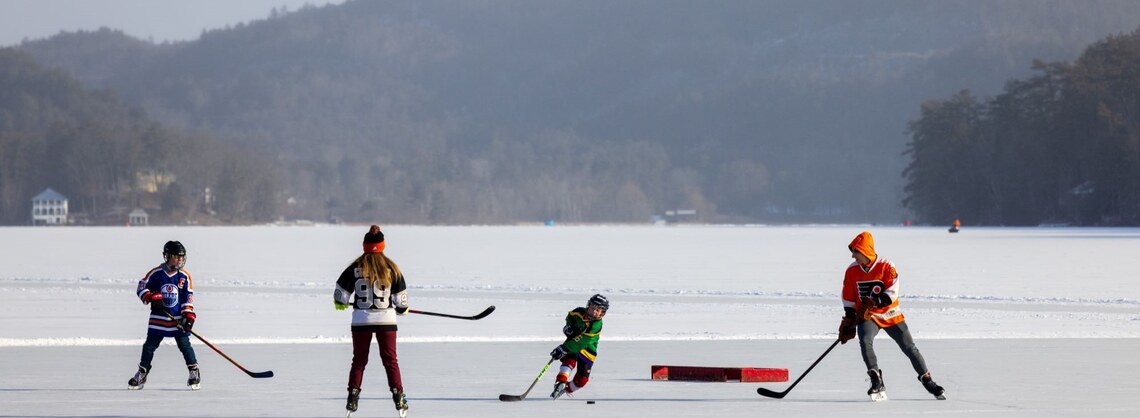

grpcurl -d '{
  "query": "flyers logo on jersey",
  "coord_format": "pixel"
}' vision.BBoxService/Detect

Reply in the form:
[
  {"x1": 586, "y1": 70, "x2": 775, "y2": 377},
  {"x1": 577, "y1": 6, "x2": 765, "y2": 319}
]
[{"x1": 857, "y1": 281, "x2": 885, "y2": 298}]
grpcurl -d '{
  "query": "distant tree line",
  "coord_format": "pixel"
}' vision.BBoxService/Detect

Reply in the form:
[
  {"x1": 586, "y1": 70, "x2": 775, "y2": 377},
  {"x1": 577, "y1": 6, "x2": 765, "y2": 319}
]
[
  {"x1": 15, "y1": 2, "x2": 1140, "y2": 225},
  {"x1": 0, "y1": 48, "x2": 279, "y2": 225},
  {"x1": 903, "y1": 28, "x2": 1140, "y2": 226}
]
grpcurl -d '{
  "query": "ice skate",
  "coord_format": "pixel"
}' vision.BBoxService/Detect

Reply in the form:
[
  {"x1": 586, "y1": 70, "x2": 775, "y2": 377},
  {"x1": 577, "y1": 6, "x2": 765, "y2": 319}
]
[
  {"x1": 550, "y1": 381, "x2": 568, "y2": 400},
  {"x1": 187, "y1": 364, "x2": 201, "y2": 390},
  {"x1": 345, "y1": 388, "x2": 360, "y2": 416},
  {"x1": 391, "y1": 388, "x2": 408, "y2": 418},
  {"x1": 127, "y1": 364, "x2": 150, "y2": 390},
  {"x1": 867, "y1": 369, "x2": 887, "y2": 402},
  {"x1": 919, "y1": 372, "x2": 946, "y2": 400}
]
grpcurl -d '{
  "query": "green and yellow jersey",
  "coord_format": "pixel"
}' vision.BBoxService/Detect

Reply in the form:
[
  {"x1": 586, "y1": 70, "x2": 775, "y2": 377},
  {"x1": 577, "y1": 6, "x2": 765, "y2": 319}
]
[{"x1": 560, "y1": 307, "x2": 603, "y2": 358}]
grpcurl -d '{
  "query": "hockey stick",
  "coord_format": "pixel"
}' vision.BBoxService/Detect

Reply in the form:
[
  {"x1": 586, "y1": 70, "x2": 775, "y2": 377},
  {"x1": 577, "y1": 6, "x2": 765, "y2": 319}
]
[
  {"x1": 407, "y1": 305, "x2": 496, "y2": 320},
  {"x1": 498, "y1": 357, "x2": 556, "y2": 402},
  {"x1": 161, "y1": 310, "x2": 274, "y2": 378},
  {"x1": 756, "y1": 338, "x2": 841, "y2": 399}
]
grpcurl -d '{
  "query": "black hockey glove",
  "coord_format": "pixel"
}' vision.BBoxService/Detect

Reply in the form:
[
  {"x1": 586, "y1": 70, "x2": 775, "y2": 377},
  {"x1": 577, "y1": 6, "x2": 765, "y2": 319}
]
[
  {"x1": 563, "y1": 323, "x2": 586, "y2": 338},
  {"x1": 856, "y1": 297, "x2": 874, "y2": 320},
  {"x1": 870, "y1": 292, "x2": 892, "y2": 308},
  {"x1": 180, "y1": 313, "x2": 195, "y2": 331},
  {"x1": 838, "y1": 317, "x2": 857, "y2": 344},
  {"x1": 550, "y1": 345, "x2": 570, "y2": 360}
]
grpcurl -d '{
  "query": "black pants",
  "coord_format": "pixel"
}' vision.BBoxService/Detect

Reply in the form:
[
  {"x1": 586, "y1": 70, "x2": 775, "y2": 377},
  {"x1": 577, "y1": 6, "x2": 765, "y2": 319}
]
[
  {"x1": 139, "y1": 334, "x2": 197, "y2": 369},
  {"x1": 857, "y1": 320, "x2": 928, "y2": 375}
]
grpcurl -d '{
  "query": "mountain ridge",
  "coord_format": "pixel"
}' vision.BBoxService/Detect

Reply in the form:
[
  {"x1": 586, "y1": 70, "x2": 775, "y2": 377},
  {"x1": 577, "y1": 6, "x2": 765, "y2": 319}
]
[{"x1": 15, "y1": 0, "x2": 1140, "y2": 223}]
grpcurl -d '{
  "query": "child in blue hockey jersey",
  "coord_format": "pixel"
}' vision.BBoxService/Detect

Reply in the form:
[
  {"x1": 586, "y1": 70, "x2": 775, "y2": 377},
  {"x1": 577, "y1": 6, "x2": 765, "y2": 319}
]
[{"x1": 128, "y1": 240, "x2": 200, "y2": 390}]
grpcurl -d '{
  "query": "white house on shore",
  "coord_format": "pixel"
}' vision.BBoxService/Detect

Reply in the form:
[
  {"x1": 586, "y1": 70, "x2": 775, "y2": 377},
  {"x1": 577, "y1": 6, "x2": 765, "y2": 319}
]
[{"x1": 31, "y1": 188, "x2": 69, "y2": 225}]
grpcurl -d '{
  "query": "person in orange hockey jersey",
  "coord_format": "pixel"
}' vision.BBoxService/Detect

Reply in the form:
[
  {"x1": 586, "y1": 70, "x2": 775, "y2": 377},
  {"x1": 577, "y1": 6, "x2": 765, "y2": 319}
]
[{"x1": 838, "y1": 231, "x2": 945, "y2": 400}]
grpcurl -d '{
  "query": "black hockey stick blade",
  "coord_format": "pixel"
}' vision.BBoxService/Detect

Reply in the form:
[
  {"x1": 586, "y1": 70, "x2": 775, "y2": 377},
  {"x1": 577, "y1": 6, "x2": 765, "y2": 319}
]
[
  {"x1": 246, "y1": 369, "x2": 275, "y2": 378},
  {"x1": 498, "y1": 394, "x2": 525, "y2": 402},
  {"x1": 408, "y1": 305, "x2": 495, "y2": 320},
  {"x1": 756, "y1": 387, "x2": 789, "y2": 399},
  {"x1": 756, "y1": 339, "x2": 841, "y2": 399}
]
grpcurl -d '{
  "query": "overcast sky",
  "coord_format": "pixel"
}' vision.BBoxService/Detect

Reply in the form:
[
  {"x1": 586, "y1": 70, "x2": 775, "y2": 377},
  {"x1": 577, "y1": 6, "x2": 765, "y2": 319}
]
[{"x1": 0, "y1": 0, "x2": 348, "y2": 47}]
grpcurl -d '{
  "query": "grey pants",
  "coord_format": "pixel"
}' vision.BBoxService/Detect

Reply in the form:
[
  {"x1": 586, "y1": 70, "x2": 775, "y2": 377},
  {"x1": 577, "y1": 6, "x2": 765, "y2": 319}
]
[{"x1": 857, "y1": 319, "x2": 928, "y2": 375}]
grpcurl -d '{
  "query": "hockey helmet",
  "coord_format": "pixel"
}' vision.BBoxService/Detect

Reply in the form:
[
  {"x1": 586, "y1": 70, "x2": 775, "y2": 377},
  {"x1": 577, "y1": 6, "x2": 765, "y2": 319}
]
[
  {"x1": 587, "y1": 294, "x2": 610, "y2": 312},
  {"x1": 163, "y1": 240, "x2": 186, "y2": 257},
  {"x1": 163, "y1": 240, "x2": 187, "y2": 270}
]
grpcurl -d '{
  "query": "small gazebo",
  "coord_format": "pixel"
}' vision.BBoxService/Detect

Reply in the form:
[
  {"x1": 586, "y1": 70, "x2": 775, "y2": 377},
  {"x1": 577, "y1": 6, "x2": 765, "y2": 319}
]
[{"x1": 128, "y1": 208, "x2": 149, "y2": 226}]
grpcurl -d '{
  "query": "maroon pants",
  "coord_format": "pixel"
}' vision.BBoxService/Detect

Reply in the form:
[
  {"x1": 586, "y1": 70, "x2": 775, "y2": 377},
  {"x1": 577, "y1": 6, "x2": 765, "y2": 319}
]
[{"x1": 348, "y1": 329, "x2": 402, "y2": 392}]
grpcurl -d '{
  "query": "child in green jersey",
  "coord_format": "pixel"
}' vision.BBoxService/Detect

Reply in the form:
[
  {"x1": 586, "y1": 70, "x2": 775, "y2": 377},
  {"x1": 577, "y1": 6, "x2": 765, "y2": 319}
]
[{"x1": 550, "y1": 294, "x2": 609, "y2": 399}]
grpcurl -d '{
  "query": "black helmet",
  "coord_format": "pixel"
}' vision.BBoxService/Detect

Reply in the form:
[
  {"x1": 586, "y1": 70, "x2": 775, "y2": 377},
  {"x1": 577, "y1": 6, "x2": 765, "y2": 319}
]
[
  {"x1": 163, "y1": 240, "x2": 186, "y2": 257},
  {"x1": 587, "y1": 294, "x2": 609, "y2": 311}
]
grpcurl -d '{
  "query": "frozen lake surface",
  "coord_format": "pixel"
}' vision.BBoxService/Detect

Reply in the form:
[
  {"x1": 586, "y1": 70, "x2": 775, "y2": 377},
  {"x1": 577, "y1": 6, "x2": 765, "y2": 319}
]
[{"x1": 2, "y1": 225, "x2": 1139, "y2": 417}]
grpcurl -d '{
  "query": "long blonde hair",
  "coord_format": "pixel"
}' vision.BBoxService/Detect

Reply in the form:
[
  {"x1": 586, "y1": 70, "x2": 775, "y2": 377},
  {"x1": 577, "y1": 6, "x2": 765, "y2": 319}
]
[{"x1": 355, "y1": 252, "x2": 402, "y2": 288}]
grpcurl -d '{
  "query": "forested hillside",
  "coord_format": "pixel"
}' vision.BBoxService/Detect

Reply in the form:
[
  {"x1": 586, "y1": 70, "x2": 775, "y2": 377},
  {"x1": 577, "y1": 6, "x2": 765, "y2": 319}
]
[
  {"x1": 0, "y1": 49, "x2": 278, "y2": 225},
  {"x1": 905, "y1": 29, "x2": 1140, "y2": 226},
  {"x1": 13, "y1": 0, "x2": 1140, "y2": 224}
]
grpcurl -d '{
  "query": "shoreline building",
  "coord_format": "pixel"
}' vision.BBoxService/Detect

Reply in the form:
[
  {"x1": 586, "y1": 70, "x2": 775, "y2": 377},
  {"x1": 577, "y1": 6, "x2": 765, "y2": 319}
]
[{"x1": 31, "y1": 188, "x2": 69, "y2": 225}]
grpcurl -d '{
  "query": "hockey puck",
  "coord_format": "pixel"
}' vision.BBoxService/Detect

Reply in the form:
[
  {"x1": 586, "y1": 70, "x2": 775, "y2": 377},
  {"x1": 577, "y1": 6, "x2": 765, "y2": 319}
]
[{"x1": 586, "y1": 401, "x2": 596, "y2": 404}]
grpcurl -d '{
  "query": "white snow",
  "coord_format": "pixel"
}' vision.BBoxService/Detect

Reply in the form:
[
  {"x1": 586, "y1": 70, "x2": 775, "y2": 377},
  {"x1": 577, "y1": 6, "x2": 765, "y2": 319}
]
[{"x1": 2, "y1": 225, "x2": 1139, "y2": 417}]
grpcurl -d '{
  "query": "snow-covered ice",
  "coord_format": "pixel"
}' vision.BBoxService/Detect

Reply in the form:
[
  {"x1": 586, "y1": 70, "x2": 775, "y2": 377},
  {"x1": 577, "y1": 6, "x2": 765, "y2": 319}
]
[{"x1": 2, "y1": 225, "x2": 1139, "y2": 417}]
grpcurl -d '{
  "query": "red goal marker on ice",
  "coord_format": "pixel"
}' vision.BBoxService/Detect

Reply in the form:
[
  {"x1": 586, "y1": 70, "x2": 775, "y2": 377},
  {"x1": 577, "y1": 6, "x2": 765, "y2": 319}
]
[{"x1": 651, "y1": 365, "x2": 788, "y2": 382}]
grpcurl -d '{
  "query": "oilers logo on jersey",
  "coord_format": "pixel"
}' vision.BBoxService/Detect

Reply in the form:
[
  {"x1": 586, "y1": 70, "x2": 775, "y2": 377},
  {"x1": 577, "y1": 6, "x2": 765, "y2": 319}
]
[{"x1": 160, "y1": 283, "x2": 180, "y2": 308}]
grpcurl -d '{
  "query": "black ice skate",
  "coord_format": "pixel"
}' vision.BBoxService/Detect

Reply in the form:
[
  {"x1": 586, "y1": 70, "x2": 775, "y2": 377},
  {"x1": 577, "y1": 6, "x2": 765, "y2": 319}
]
[
  {"x1": 550, "y1": 381, "x2": 568, "y2": 400},
  {"x1": 345, "y1": 388, "x2": 360, "y2": 417},
  {"x1": 187, "y1": 364, "x2": 201, "y2": 390},
  {"x1": 867, "y1": 369, "x2": 887, "y2": 402},
  {"x1": 391, "y1": 388, "x2": 409, "y2": 418},
  {"x1": 919, "y1": 372, "x2": 946, "y2": 400},
  {"x1": 127, "y1": 364, "x2": 150, "y2": 390}
]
